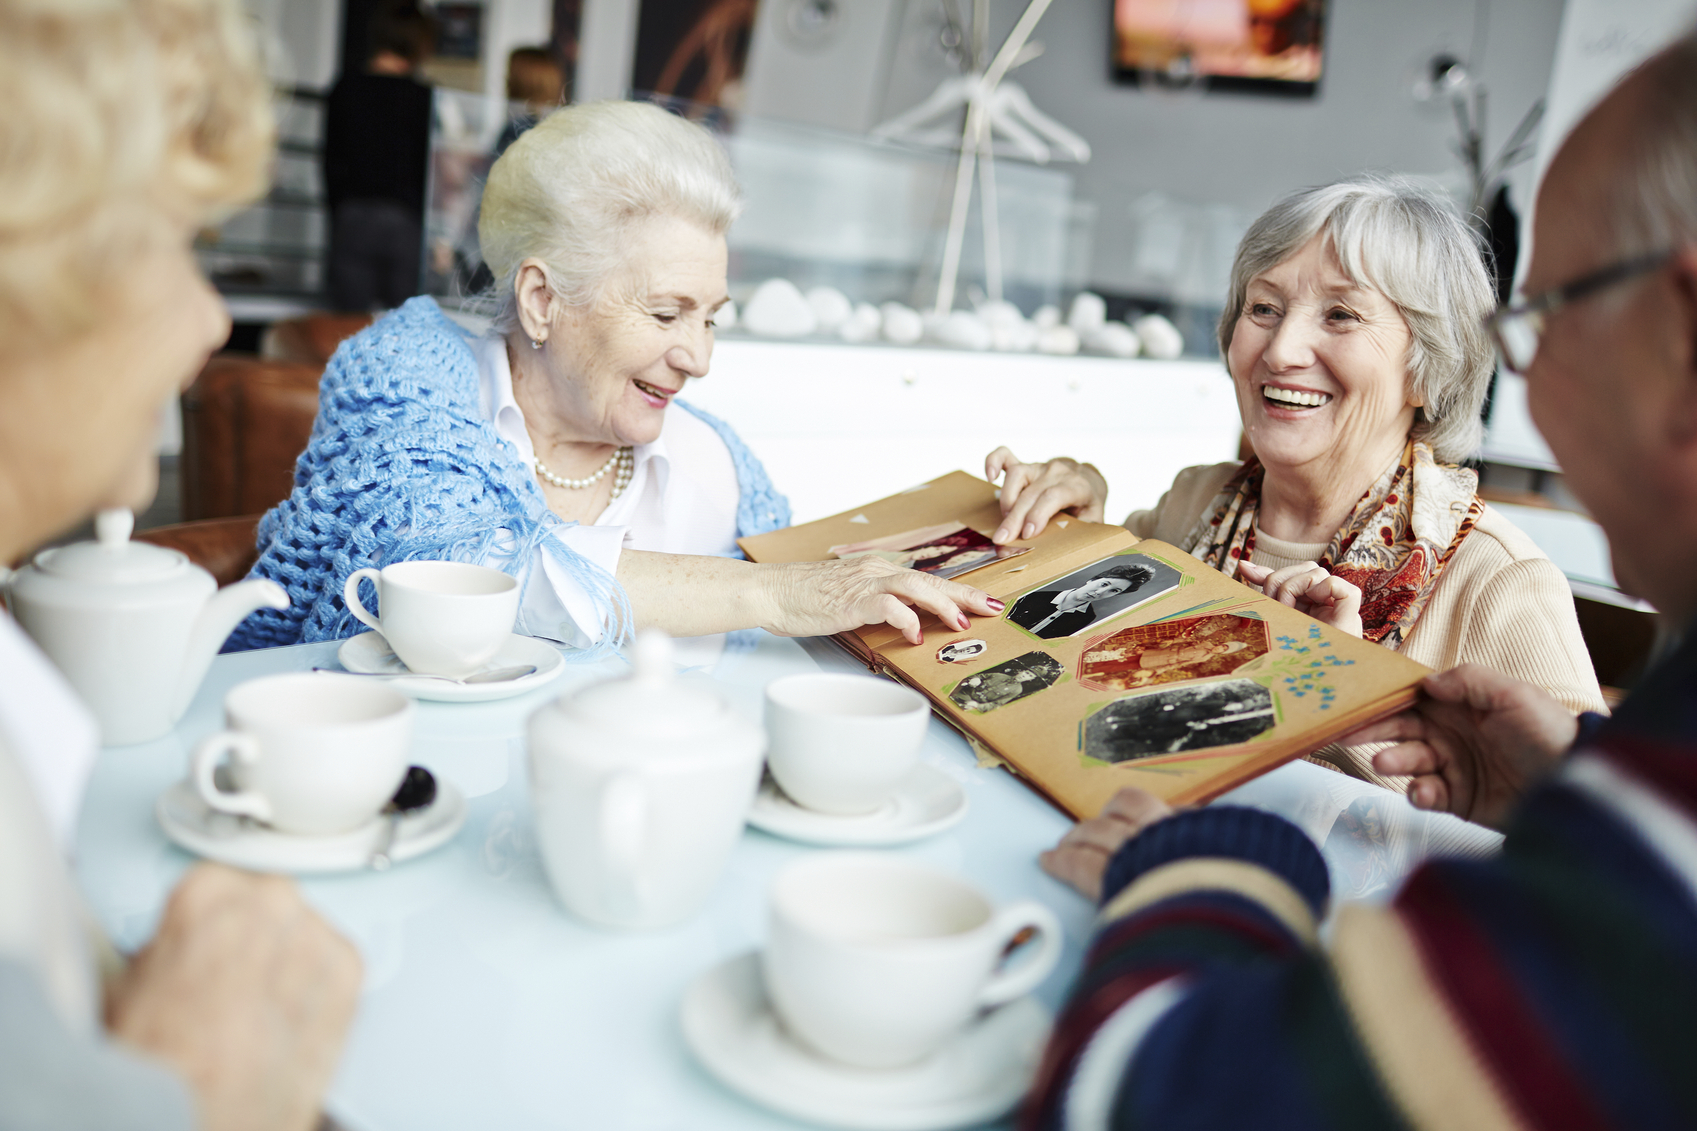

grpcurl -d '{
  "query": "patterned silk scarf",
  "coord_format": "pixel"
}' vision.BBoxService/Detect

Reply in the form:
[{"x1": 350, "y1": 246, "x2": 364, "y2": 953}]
[{"x1": 1182, "y1": 441, "x2": 1484, "y2": 648}]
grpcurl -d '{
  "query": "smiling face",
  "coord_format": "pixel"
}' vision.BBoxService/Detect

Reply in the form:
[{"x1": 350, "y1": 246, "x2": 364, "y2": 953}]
[
  {"x1": 1229, "y1": 235, "x2": 1420, "y2": 488},
  {"x1": 523, "y1": 213, "x2": 729, "y2": 449}
]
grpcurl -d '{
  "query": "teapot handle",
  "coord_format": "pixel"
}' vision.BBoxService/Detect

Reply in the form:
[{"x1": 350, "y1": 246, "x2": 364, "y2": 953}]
[{"x1": 598, "y1": 773, "x2": 648, "y2": 912}]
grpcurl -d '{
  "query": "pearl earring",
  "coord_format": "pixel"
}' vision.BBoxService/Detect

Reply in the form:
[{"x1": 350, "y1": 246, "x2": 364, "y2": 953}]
[{"x1": 531, "y1": 338, "x2": 543, "y2": 349}]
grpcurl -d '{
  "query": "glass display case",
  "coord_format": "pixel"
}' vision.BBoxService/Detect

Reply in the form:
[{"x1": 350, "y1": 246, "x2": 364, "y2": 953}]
[
  {"x1": 194, "y1": 87, "x2": 327, "y2": 298},
  {"x1": 423, "y1": 94, "x2": 1090, "y2": 326}
]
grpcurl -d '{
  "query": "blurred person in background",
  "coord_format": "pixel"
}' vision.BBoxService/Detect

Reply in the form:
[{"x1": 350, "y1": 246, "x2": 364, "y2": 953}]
[
  {"x1": 322, "y1": 0, "x2": 436, "y2": 312},
  {"x1": 0, "y1": 1, "x2": 361, "y2": 1127},
  {"x1": 496, "y1": 46, "x2": 567, "y2": 157}
]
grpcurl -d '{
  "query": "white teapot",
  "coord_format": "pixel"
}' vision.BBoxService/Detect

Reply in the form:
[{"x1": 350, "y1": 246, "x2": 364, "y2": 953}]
[
  {"x1": 7, "y1": 509, "x2": 288, "y2": 745},
  {"x1": 528, "y1": 630, "x2": 765, "y2": 930}
]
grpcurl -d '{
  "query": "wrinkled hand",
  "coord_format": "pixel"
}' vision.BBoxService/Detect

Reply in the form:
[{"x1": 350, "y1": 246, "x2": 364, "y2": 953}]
[
  {"x1": 1237, "y1": 560, "x2": 1364, "y2": 637},
  {"x1": 1342, "y1": 664, "x2": 1578, "y2": 830},
  {"x1": 759, "y1": 557, "x2": 1004, "y2": 646},
  {"x1": 1039, "y1": 788, "x2": 1177, "y2": 902},
  {"x1": 105, "y1": 864, "x2": 362, "y2": 1131},
  {"x1": 985, "y1": 446, "x2": 1108, "y2": 544}
]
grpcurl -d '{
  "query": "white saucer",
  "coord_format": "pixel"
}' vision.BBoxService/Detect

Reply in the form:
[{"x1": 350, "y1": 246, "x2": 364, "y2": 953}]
[
  {"x1": 156, "y1": 778, "x2": 467, "y2": 874},
  {"x1": 682, "y1": 952, "x2": 1050, "y2": 1131},
  {"x1": 336, "y1": 631, "x2": 565, "y2": 702},
  {"x1": 747, "y1": 764, "x2": 969, "y2": 847}
]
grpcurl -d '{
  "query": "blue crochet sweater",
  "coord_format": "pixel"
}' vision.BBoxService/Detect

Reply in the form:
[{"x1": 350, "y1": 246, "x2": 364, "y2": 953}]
[{"x1": 228, "y1": 297, "x2": 790, "y2": 657}]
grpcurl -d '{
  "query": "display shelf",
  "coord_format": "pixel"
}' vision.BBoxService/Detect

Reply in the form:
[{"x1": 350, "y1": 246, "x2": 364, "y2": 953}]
[{"x1": 687, "y1": 338, "x2": 1241, "y2": 525}]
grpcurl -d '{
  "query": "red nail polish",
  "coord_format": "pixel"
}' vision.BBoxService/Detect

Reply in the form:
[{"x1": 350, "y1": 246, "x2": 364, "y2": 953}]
[{"x1": 988, "y1": 598, "x2": 1005, "y2": 611}]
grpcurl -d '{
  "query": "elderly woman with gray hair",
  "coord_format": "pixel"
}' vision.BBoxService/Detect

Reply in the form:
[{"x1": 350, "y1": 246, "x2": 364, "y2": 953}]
[
  {"x1": 234, "y1": 100, "x2": 1001, "y2": 653},
  {"x1": 987, "y1": 176, "x2": 1604, "y2": 778}
]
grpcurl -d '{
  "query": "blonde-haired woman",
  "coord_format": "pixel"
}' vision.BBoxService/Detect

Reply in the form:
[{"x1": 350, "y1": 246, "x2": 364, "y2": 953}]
[
  {"x1": 1, "y1": 0, "x2": 360, "y2": 1126},
  {"x1": 236, "y1": 100, "x2": 1002, "y2": 654}
]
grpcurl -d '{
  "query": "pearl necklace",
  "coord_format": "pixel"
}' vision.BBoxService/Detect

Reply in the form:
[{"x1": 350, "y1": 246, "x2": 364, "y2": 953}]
[{"x1": 532, "y1": 446, "x2": 634, "y2": 498}]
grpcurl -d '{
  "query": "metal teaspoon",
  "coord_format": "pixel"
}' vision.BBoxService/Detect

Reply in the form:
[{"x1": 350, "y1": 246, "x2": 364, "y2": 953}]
[{"x1": 369, "y1": 766, "x2": 438, "y2": 871}]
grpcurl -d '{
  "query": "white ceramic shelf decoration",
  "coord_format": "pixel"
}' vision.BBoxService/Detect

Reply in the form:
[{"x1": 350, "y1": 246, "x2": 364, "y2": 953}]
[{"x1": 731, "y1": 279, "x2": 1180, "y2": 360}]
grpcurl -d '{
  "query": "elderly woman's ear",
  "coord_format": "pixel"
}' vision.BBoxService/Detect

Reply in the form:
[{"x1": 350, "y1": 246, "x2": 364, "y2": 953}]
[{"x1": 513, "y1": 258, "x2": 557, "y2": 344}]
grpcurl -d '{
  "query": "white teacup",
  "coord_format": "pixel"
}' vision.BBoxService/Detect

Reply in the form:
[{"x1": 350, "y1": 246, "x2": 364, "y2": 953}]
[
  {"x1": 763, "y1": 853, "x2": 1062, "y2": 1069},
  {"x1": 764, "y1": 673, "x2": 929, "y2": 815},
  {"x1": 343, "y1": 560, "x2": 519, "y2": 678},
  {"x1": 191, "y1": 672, "x2": 414, "y2": 835}
]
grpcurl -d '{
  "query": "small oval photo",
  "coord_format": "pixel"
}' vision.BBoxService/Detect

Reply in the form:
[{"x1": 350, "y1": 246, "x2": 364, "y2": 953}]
[{"x1": 937, "y1": 639, "x2": 989, "y2": 664}]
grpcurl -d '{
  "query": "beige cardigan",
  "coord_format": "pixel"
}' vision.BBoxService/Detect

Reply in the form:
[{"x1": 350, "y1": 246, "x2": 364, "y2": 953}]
[{"x1": 1125, "y1": 463, "x2": 1606, "y2": 785}]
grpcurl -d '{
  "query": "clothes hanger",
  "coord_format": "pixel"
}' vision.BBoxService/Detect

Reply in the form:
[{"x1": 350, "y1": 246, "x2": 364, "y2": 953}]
[{"x1": 867, "y1": 0, "x2": 1088, "y2": 313}]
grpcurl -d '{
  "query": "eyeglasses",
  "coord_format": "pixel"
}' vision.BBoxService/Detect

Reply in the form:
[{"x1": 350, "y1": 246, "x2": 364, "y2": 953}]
[{"x1": 1486, "y1": 250, "x2": 1673, "y2": 373}]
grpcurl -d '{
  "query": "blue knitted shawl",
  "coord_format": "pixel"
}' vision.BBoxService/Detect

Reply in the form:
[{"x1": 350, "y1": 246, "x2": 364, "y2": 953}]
[{"x1": 228, "y1": 297, "x2": 791, "y2": 657}]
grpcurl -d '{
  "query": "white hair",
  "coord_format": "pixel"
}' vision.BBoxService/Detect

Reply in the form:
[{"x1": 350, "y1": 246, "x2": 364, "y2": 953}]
[
  {"x1": 478, "y1": 100, "x2": 741, "y2": 332},
  {"x1": 1609, "y1": 32, "x2": 1697, "y2": 256},
  {"x1": 1218, "y1": 174, "x2": 1496, "y2": 463}
]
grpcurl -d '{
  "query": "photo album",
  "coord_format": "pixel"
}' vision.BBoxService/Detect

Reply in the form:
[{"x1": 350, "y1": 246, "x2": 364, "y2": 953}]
[{"x1": 740, "y1": 472, "x2": 1431, "y2": 818}]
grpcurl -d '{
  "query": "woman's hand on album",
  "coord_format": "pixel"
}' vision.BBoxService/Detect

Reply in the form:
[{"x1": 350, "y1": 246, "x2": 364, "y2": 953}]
[
  {"x1": 757, "y1": 557, "x2": 1005, "y2": 647},
  {"x1": 1236, "y1": 560, "x2": 1364, "y2": 638},
  {"x1": 984, "y1": 447, "x2": 1109, "y2": 544},
  {"x1": 1040, "y1": 787, "x2": 1178, "y2": 902}
]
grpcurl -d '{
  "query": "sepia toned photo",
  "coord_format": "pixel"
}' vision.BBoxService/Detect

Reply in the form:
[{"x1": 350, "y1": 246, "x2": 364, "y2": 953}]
[
  {"x1": 1084, "y1": 678, "x2": 1276, "y2": 763},
  {"x1": 1078, "y1": 613, "x2": 1269, "y2": 692},
  {"x1": 831, "y1": 522, "x2": 1030, "y2": 581},
  {"x1": 1004, "y1": 553, "x2": 1181, "y2": 640}
]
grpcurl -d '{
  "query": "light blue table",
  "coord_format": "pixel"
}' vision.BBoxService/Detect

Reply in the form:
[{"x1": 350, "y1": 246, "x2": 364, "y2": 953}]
[{"x1": 75, "y1": 632, "x2": 1498, "y2": 1131}]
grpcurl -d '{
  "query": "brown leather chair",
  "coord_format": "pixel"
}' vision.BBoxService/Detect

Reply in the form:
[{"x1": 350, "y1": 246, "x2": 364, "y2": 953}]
[
  {"x1": 260, "y1": 311, "x2": 374, "y2": 367},
  {"x1": 135, "y1": 515, "x2": 263, "y2": 587},
  {"x1": 180, "y1": 357, "x2": 322, "y2": 520}
]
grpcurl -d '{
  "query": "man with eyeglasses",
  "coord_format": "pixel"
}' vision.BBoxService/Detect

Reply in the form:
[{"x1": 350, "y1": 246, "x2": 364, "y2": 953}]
[{"x1": 1023, "y1": 32, "x2": 1697, "y2": 1131}]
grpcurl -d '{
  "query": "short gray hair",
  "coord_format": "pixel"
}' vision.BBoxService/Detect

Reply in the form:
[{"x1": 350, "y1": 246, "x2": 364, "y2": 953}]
[
  {"x1": 478, "y1": 100, "x2": 741, "y2": 331},
  {"x1": 1217, "y1": 175, "x2": 1495, "y2": 462},
  {"x1": 1608, "y1": 32, "x2": 1697, "y2": 256}
]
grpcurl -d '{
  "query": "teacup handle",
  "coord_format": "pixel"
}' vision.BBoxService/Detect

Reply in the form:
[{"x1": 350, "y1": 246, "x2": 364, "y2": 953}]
[
  {"x1": 976, "y1": 901, "x2": 1063, "y2": 1009},
  {"x1": 599, "y1": 773, "x2": 649, "y2": 909},
  {"x1": 191, "y1": 731, "x2": 272, "y2": 823},
  {"x1": 343, "y1": 568, "x2": 384, "y2": 634}
]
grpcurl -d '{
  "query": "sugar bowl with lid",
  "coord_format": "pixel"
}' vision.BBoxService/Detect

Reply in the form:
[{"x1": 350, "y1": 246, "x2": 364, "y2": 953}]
[{"x1": 527, "y1": 630, "x2": 766, "y2": 930}]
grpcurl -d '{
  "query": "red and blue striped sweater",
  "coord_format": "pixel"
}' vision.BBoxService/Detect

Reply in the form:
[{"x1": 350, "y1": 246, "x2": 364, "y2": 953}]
[{"x1": 1026, "y1": 632, "x2": 1697, "y2": 1130}]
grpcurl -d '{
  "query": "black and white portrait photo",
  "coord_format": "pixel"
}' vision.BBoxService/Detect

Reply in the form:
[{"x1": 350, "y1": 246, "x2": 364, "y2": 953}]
[
  {"x1": 948, "y1": 651, "x2": 1066, "y2": 714},
  {"x1": 1084, "y1": 678, "x2": 1276, "y2": 762},
  {"x1": 937, "y1": 639, "x2": 989, "y2": 664},
  {"x1": 1004, "y1": 553, "x2": 1182, "y2": 640}
]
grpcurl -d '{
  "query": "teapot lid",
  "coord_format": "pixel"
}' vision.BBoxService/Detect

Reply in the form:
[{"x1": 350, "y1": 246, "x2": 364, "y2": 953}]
[
  {"x1": 566, "y1": 630, "x2": 732, "y2": 740},
  {"x1": 34, "y1": 509, "x2": 187, "y2": 584}
]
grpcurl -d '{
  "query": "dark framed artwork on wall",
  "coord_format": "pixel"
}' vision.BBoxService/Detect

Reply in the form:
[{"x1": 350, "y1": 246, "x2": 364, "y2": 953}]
[
  {"x1": 1112, "y1": 0, "x2": 1326, "y2": 98},
  {"x1": 632, "y1": 0, "x2": 758, "y2": 109}
]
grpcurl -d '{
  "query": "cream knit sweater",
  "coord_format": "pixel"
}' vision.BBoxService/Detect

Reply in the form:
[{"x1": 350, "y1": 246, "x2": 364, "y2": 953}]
[{"x1": 1125, "y1": 462, "x2": 1607, "y2": 786}]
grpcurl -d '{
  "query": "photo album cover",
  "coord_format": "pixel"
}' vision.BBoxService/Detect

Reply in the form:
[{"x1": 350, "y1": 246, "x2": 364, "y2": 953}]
[{"x1": 740, "y1": 472, "x2": 1429, "y2": 818}]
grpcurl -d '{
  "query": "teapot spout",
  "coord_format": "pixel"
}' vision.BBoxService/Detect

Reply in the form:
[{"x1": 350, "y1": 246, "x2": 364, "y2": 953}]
[{"x1": 173, "y1": 579, "x2": 289, "y2": 720}]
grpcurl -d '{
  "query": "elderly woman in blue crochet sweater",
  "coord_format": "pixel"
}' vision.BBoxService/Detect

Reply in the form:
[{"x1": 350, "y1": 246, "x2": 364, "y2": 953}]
[{"x1": 230, "y1": 101, "x2": 1002, "y2": 653}]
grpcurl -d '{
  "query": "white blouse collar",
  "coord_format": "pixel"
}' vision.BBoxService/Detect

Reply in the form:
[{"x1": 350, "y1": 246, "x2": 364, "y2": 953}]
[{"x1": 474, "y1": 335, "x2": 672, "y2": 487}]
